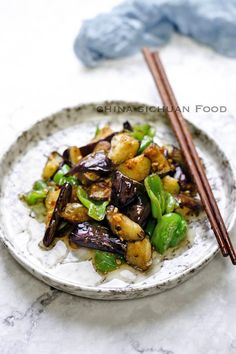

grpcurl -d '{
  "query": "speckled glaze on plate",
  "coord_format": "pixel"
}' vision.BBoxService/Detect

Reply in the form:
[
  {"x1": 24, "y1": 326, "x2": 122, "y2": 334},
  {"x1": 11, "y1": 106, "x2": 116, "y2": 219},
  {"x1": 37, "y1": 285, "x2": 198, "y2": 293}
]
[{"x1": 0, "y1": 101, "x2": 235, "y2": 300}]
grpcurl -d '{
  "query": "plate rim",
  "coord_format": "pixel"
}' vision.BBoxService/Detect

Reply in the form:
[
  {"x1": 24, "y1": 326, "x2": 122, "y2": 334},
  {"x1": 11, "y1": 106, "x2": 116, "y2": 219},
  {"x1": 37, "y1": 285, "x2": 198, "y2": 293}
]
[{"x1": 0, "y1": 100, "x2": 236, "y2": 298}]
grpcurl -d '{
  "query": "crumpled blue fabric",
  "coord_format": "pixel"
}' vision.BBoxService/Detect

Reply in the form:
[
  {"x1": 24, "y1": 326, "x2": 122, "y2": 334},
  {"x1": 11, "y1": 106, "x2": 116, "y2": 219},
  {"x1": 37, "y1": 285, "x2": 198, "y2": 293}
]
[{"x1": 74, "y1": 0, "x2": 236, "y2": 67}]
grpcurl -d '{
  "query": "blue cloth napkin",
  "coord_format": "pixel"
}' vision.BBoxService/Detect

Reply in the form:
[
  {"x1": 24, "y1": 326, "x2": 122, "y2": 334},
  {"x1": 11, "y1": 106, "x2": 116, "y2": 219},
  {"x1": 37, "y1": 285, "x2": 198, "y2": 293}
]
[{"x1": 74, "y1": 0, "x2": 236, "y2": 67}]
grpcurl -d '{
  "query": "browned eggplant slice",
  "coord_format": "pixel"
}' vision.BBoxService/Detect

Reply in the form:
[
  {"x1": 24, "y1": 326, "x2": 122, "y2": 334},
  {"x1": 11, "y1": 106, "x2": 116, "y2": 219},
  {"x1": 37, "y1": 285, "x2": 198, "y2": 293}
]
[
  {"x1": 43, "y1": 182, "x2": 72, "y2": 247},
  {"x1": 66, "y1": 151, "x2": 112, "y2": 176},
  {"x1": 69, "y1": 222, "x2": 126, "y2": 255},
  {"x1": 63, "y1": 146, "x2": 82, "y2": 166},
  {"x1": 79, "y1": 132, "x2": 116, "y2": 157},
  {"x1": 173, "y1": 166, "x2": 197, "y2": 194},
  {"x1": 125, "y1": 194, "x2": 151, "y2": 228},
  {"x1": 176, "y1": 193, "x2": 202, "y2": 212},
  {"x1": 144, "y1": 143, "x2": 172, "y2": 175},
  {"x1": 106, "y1": 206, "x2": 145, "y2": 241},
  {"x1": 93, "y1": 141, "x2": 111, "y2": 154},
  {"x1": 111, "y1": 170, "x2": 144, "y2": 208},
  {"x1": 60, "y1": 202, "x2": 90, "y2": 223}
]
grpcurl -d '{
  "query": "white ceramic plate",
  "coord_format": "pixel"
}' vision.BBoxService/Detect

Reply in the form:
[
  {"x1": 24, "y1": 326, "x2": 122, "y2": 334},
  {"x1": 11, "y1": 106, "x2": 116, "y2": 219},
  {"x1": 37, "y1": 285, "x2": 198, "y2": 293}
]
[{"x1": 0, "y1": 101, "x2": 235, "y2": 300}]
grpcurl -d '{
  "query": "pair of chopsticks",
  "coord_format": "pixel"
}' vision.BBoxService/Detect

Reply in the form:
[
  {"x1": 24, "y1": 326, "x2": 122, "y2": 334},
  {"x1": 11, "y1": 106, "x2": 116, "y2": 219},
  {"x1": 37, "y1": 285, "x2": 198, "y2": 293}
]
[{"x1": 142, "y1": 47, "x2": 236, "y2": 264}]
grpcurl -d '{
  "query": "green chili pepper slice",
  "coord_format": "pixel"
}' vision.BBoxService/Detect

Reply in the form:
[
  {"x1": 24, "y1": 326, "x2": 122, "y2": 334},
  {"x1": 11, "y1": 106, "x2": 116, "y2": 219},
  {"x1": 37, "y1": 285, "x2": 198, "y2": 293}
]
[
  {"x1": 151, "y1": 213, "x2": 187, "y2": 254},
  {"x1": 144, "y1": 175, "x2": 166, "y2": 219},
  {"x1": 24, "y1": 190, "x2": 48, "y2": 205},
  {"x1": 77, "y1": 186, "x2": 109, "y2": 221},
  {"x1": 169, "y1": 216, "x2": 187, "y2": 247},
  {"x1": 165, "y1": 192, "x2": 179, "y2": 213},
  {"x1": 33, "y1": 180, "x2": 48, "y2": 191},
  {"x1": 94, "y1": 251, "x2": 120, "y2": 273},
  {"x1": 131, "y1": 123, "x2": 155, "y2": 141},
  {"x1": 138, "y1": 135, "x2": 153, "y2": 154},
  {"x1": 53, "y1": 164, "x2": 79, "y2": 186}
]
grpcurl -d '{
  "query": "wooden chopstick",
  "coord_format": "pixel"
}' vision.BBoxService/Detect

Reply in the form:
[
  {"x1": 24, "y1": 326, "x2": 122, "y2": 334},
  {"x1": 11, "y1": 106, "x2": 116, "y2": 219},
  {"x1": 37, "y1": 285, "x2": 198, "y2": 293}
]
[{"x1": 142, "y1": 47, "x2": 236, "y2": 264}]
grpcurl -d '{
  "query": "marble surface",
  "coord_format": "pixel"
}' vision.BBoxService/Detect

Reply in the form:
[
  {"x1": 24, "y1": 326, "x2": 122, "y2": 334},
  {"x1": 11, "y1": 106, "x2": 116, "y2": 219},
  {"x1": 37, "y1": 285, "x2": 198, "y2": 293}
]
[{"x1": 0, "y1": 1, "x2": 236, "y2": 353}]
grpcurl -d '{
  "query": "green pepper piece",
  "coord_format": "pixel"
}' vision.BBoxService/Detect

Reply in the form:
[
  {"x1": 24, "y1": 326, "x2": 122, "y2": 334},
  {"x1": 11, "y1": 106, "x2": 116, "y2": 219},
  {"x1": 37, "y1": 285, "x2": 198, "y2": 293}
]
[
  {"x1": 169, "y1": 216, "x2": 187, "y2": 247},
  {"x1": 66, "y1": 176, "x2": 79, "y2": 186},
  {"x1": 145, "y1": 217, "x2": 156, "y2": 237},
  {"x1": 33, "y1": 180, "x2": 48, "y2": 191},
  {"x1": 77, "y1": 186, "x2": 109, "y2": 221},
  {"x1": 132, "y1": 123, "x2": 155, "y2": 141},
  {"x1": 144, "y1": 175, "x2": 166, "y2": 218},
  {"x1": 24, "y1": 190, "x2": 48, "y2": 205},
  {"x1": 94, "y1": 251, "x2": 119, "y2": 273},
  {"x1": 165, "y1": 192, "x2": 179, "y2": 213},
  {"x1": 53, "y1": 164, "x2": 79, "y2": 186},
  {"x1": 53, "y1": 164, "x2": 71, "y2": 185},
  {"x1": 151, "y1": 213, "x2": 187, "y2": 254},
  {"x1": 138, "y1": 135, "x2": 153, "y2": 154}
]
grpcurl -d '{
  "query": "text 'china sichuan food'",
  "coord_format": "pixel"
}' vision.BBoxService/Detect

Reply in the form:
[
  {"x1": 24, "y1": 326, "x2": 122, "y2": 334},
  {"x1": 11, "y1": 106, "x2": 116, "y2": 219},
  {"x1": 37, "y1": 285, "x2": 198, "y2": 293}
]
[{"x1": 21, "y1": 122, "x2": 202, "y2": 273}]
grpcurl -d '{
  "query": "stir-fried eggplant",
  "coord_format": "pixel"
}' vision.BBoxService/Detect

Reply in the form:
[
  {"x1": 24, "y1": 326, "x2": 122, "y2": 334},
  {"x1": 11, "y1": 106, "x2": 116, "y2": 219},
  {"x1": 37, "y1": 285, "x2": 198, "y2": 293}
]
[
  {"x1": 69, "y1": 221, "x2": 126, "y2": 255},
  {"x1": 125, "y1": 194, "x2": 151, "y2": 228},
  {"x1": 108, "y1": 133, "x2": 139, "y2": 165},
  {"x1": 111, "y1": 170, "x2": 144, "y2": 208},
  {"x1": 117, "y1": 155, "x2": 151, "y2": 182},
  {"x1": 67, "y1": 151, "x2": 112, "y2": 176},
  {"x1": 42, "y1": 152, "x2": 63, "y2": 180},
  {"x1": 106, "y1": 206, "x2": 145, "y2": 241},
  {"x1": 63, "y1": 146, "x2": 82, "y2": 166},
  {"x1": 43, "y1": 183, "x2": 72, "y2": 247},
  {"x1": 22, "y1": 121, "x2": 201, "y2": 274},
  {"x1": 126, "y1": 238, "x2": 152, "y2": 271}
]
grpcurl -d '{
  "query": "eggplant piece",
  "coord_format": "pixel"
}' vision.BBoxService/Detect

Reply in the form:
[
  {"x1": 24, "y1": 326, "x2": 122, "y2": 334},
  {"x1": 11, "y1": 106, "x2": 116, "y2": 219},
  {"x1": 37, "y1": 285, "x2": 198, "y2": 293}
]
[
  {"x1": 42, "y1": 152, "x2": 63, "y2": 180},
  {"x1": 144, "y1": 143, "x2": 172, "y2": 175},
  {"x1": 123, "y1": 121, "x2": 133, "y2": 131},
  {"x1": 66, "y1": 151, "x2": 112, "y2": 176},
  {"x1": 57, "y1": 222, "x2": 75, "y2": 238},
  {"x1": 60, "y1": 202, "x2": 90, "y2": 222},
  {"x1": 79, "y1": 132, "x2": 116, "y2": 157},
  {"x1": 111, "y1": 170, "x2": 144, "y2": 208},
  {"x1": 43, "y1": 182, "x2": 72, "y2": 247},
  {"x1": 117, "y1": 155, "x2": 151, "y2": 181},
  {"x1": 69, "y1": 222, "x2": 126, "y2": 255},
  {"x1": 87, "y1": 179, "x2": 111, "y2": 201},
  {"x1": 126, "y1": 238, "x2": 152, "y2": 271},
  {"x1": 108, "y1": 133, "x2": 139, "y2": 165},
  {"x1": 63, "y1": 146, "x2": 82, "y2": 166},
  {"x1": 173, "y1": 166, "x2": 197, "y2": 194},
  {"x1": 78, "y1": 172, "x2": 101, "y2": 185},
  {"x1": 176, "y1": 193, "x2": 202, "y2": 213},
  {"x1": 125, "y1": 194, "x2": 151, "y2": 228},
  {"x1": 92, "y1": 126, "x2": 113, "y2": 142},
  {"x1": 106, "y1": 206, "x2": 145, "y2": 241},
  {"x1": 93, "y1": 140, "x2": 111, "y2": 154},
  {"x1": 165, "y1": 145, "x2": 184, "y2": 166},
  {"x1": 162, "y1": 175, "x2": 180, "y2": 195}
]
